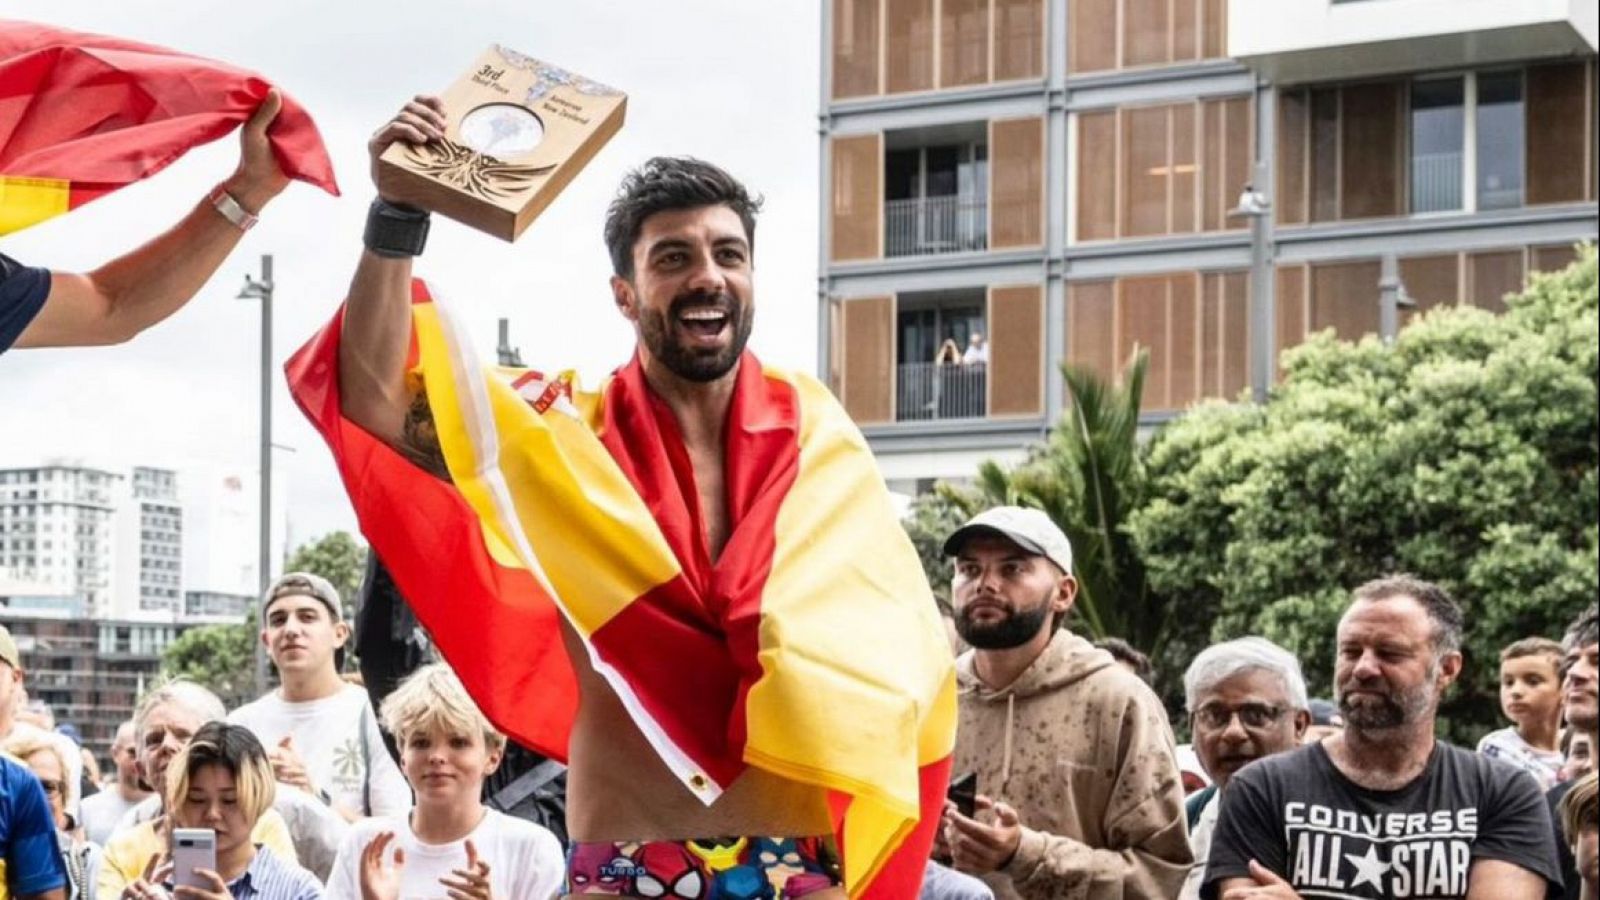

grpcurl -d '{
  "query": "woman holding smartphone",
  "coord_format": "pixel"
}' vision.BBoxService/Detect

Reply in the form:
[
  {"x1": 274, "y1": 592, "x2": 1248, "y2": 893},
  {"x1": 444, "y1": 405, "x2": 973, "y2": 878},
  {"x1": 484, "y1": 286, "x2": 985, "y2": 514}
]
[{"x1": 119, "y1": 722, "x2": 324, "y2": 900}]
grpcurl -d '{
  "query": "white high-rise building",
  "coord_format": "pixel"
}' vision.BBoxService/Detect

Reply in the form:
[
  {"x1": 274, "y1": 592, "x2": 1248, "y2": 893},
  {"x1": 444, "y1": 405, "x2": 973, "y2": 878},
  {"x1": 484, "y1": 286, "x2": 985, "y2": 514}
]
[
  {"x1": 0, "y1": 462, "x2": 120, "y2": 615},
  {"x1": 113, "y1": 467, "x2": 184, "y2": 618}
]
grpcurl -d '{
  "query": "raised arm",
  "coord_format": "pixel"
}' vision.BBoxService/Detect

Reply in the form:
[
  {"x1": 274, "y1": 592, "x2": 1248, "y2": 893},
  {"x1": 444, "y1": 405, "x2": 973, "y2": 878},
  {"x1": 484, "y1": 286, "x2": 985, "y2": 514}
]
[
  {"x1": 337, "y1": 95, "x2": 447, "y2": 451},
  {"x1": 14, "y1": 92, "x2": 289, "y2": 349}
]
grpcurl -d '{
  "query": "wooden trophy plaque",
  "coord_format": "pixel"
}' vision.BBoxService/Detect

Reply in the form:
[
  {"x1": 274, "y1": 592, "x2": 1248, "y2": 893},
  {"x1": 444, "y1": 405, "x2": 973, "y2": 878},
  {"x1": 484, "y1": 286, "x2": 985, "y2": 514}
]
[{"x1": 376, "y1": 46, "x2": 626, "y2": 241}]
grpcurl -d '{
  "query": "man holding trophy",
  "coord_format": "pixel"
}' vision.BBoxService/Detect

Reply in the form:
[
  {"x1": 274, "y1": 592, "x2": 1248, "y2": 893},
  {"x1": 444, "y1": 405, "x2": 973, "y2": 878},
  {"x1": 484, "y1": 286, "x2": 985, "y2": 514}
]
[{"x1": 288, "y1": 48, "x2": 953, "y2": 900}]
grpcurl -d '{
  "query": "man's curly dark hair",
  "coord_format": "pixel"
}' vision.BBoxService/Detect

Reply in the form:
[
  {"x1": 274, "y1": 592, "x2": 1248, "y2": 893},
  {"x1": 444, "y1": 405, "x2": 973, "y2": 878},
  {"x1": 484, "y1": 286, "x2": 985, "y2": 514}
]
[{"x1": 603, "y1": 157, "x2": 763, "y2": 279}]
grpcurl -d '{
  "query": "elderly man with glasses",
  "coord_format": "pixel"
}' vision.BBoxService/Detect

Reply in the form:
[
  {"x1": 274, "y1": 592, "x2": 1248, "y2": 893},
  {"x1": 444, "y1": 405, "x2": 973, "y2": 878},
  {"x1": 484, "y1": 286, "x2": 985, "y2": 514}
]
[{"x1": 1178, "y1": 638, "x2": 1310, "y2": 900}]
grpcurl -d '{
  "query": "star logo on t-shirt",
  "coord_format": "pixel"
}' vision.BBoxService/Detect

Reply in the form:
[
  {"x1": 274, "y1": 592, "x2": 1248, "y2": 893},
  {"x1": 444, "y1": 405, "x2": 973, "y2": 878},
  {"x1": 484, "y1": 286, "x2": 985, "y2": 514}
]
[{"x1": 1345, "y1": 845, "x2": 1391, "y2": 889}]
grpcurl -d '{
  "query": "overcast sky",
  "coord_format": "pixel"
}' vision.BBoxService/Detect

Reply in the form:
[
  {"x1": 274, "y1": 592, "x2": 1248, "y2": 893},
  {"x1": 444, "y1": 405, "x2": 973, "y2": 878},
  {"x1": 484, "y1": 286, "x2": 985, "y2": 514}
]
[{"x1": 1, "y1": 1, "x2": 821, "y2": 548}]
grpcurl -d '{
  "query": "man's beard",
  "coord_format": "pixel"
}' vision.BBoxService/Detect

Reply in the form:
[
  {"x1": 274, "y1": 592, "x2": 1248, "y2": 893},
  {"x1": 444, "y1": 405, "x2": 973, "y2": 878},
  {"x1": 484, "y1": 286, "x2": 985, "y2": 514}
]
[
  {"x1": 638, "y1": 289, "x2": 753, "y2": 383},
  {"x1": 954, "y1": 594, "x2": 1053, "y2": 650},
  {"x1": 1337, "y1": 664, "x2": 1437, "y2": 731}
]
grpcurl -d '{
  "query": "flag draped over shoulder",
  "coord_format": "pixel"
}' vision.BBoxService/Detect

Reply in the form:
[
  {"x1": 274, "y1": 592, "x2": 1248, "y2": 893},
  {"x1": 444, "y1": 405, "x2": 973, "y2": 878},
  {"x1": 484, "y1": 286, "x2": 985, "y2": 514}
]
[
  {"x1": 287, "y1": 281, "x2": 957, "y2": 898},
  {"x1": 0, "y1": 19, "x2": 338, "y2": 236}
]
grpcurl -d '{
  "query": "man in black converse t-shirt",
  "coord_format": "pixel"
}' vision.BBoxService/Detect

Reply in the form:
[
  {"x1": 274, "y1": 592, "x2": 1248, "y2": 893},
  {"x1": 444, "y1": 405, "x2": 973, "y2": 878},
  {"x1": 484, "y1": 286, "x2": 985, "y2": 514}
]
[{"x1": 1204, "y1": 576, "x2": 1560, "y2": 899}]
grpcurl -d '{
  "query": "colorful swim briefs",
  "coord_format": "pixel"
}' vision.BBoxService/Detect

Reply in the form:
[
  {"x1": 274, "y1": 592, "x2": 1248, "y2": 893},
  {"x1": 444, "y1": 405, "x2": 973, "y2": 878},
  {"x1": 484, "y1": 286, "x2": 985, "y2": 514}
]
[{"x1": 567, "y1": 835, "x2": 841, "y2": 899}]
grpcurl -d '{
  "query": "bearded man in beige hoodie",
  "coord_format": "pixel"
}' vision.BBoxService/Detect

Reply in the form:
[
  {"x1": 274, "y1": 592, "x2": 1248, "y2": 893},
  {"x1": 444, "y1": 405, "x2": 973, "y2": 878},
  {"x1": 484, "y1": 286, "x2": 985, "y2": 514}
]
[{"x1": 940, "y1": 506, "x2": 1192, "y2": 900}]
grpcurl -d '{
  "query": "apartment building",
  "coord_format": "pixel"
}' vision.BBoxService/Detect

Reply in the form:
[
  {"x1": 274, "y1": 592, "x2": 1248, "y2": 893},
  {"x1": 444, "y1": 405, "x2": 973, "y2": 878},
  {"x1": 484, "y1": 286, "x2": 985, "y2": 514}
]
[
  {"x1": 3, "y1": 611, "x2": 188, "y2": 767},
  {"x1": 0, "y1": 463, "x2": 120, "y2": 613},
  {"x1": 117, "y1": 466, "x2": 184, "y2": 616},
  {"x1": 819, "y1": 0, "x2": 1598, "y2": 494}
]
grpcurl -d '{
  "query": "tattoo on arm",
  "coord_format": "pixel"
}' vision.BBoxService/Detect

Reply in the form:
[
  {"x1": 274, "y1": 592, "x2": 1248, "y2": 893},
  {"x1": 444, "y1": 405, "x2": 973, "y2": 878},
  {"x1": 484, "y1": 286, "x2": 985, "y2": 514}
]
[{"x1": 400, "y1": 388, "x2": 451, "y2": 480}]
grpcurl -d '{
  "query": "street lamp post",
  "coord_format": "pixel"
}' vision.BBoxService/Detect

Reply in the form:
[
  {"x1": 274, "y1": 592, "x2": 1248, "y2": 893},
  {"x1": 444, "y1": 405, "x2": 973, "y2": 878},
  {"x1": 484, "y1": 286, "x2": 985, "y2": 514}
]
[
  {"x1": 1378, "y1": 253, "x2": 1417, "y2": 344},
  {"x1": 238, "y1": 255, "x2": 273, "y2": 694},
  {"x1": 1229, "y1": 161, "x2": 1275, "y2": 405}
]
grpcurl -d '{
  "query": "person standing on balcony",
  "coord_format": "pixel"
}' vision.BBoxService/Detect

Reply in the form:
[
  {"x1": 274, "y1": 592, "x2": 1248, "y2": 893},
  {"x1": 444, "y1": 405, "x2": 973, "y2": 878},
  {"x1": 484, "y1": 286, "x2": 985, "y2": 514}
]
[
  {"x1": 962, "y1": 333, "x2": 989, "y2": 366},
  {"x1": 936, "y1": 338, "x2": 962, "y2": 366}
]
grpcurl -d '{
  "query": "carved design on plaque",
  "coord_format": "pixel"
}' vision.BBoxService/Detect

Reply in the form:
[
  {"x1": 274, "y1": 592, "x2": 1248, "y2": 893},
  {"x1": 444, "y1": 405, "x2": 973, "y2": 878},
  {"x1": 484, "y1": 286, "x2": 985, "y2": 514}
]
[{"x1": 401, "y1": 137, "x2": 555, "y2": 200}]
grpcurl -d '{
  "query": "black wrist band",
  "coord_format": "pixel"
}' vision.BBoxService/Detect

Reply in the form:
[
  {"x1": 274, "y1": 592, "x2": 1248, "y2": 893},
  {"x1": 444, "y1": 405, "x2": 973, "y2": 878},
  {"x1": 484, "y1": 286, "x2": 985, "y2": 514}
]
[{"x1": 364, "y1": 197, "x2": 431, "y2": 258}]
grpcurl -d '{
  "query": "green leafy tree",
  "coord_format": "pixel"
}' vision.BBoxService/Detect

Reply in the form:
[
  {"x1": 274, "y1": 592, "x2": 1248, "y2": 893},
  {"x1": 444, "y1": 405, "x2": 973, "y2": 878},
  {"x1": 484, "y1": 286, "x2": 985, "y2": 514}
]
[
  {"x1": 284, "y1": 530, "x2": 369, "y2": 617},
  {"x1": 162, "y1": 613, "x2": 258, "y2": 708},
  {"x1": 1129, "y1": 247, "x2": 1599, "y2": 742},
  {"x1": 903, "y1": 489, "x2": 970, "y2": 614}
]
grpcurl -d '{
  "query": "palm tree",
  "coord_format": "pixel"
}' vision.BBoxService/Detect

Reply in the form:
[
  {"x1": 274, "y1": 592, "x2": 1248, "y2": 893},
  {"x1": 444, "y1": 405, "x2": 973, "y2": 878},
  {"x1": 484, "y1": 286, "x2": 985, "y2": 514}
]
[{"x1": 942, "y1": 350, "x2": 1166, "y2": 657}]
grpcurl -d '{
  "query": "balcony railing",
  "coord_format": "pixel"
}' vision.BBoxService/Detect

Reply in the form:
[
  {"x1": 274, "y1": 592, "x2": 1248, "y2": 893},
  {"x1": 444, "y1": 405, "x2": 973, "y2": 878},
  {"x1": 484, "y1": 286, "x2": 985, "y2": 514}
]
[
  {"x1": 885, "y1": 195, "x2": 988, "y2": 258},
  {"x1": 896, "y1": 361, "x2": 987, "y2": 421},
  {"x1": 1411, "y1": 151, "x2": 1463, "y2": 213}
]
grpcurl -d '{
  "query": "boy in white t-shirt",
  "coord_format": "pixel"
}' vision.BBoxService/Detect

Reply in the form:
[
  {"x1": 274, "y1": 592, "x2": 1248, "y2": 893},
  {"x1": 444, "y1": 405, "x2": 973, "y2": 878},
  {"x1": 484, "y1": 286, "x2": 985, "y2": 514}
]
[
  {"x1": 326, "y1": 663, "x2": 565, "y2": 900},
  {"x1": 1478, "y1": 635, "x2": 1566, "y2": 789},
  {"x1": 230, "y1": 571, "x2": 413, "y2": 821}
]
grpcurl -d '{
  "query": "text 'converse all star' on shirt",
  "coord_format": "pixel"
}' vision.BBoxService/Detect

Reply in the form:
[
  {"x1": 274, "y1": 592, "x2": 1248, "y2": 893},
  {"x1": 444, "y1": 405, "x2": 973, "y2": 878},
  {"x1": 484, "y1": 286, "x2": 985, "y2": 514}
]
[{"x1": 1203, "y1": 740, "x2": 1560, "y2": 899}]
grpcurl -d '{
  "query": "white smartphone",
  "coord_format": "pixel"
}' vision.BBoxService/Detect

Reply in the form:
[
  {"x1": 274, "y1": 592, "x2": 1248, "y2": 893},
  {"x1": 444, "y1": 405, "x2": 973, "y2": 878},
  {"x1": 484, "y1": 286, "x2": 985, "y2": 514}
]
[{"x1": 171, "y1": 827, "x2": 217, "y2": 889}]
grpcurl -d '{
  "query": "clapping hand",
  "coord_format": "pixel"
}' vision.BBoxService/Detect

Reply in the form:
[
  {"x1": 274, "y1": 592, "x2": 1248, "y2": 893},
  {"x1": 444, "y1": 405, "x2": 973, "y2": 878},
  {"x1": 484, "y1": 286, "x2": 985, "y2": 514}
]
[
  {"x1": 438, "y1": 838, "x2": 495, "y2": 900},
  {"x1": 359, "y1": 831, "x2": 406, "y2": 900}
]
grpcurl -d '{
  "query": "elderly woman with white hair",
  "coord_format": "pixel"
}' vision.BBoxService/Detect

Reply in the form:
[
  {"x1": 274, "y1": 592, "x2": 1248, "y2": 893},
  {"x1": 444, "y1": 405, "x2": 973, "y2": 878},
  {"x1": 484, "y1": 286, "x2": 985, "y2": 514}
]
[
  {"x1": 1178, "y1": 637, "x2": 1311, "y2": 900},
  {"x1": 2, "y1": 729, "x2": 101, "y2": 899},
  {"x1": 96, "y1": 679, "x2": 331, "y2": 899}
]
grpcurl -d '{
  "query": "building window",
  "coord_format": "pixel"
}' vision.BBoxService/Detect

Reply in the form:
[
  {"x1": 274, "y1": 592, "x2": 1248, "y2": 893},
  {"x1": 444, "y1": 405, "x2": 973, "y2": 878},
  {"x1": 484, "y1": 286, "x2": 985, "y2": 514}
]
[
  {"x1": 1283, "y1": 64, "x2": 1593, "y2": 225},
  {"x1": 1409, "y1": 71, "x2": 1526, "y2": 214},
  {"x1": 1477, "y1": 71, "x2": 1525, "y2": 210},
  {"x1": 885, "y1": 141, "x2": 989, "y2": 257},
  {"x1": 1409, "y1": 78, "x2": 1464, "y2": 213},
  {"x1": 896, "y1": 293, "x2": 987, "y2": 421}
]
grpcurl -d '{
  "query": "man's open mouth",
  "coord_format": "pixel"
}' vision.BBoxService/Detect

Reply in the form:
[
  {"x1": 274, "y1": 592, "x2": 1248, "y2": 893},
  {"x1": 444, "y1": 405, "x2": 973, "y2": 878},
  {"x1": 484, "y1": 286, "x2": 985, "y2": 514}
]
[{"x1": 677, "y1": 306, "x2": 730, "y2": 341}]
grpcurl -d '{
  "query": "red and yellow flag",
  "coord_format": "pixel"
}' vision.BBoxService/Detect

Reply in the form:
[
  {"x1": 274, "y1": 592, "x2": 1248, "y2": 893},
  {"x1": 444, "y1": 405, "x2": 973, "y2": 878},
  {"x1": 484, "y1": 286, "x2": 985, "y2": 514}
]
[
  {"x1": 287, "y1": 282, "x2": 956, "y2": 898},
  {"x1": 0, "y1": 19, "x2": 338, "y2": 235}
]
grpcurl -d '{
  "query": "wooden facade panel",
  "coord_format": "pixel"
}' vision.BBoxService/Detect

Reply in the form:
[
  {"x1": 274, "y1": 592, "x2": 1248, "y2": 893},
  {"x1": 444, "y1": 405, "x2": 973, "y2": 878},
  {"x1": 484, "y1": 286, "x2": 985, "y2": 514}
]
[
  {"x1": 1168, "y1": 273, "x2": 1200, "y2": 409},
  {"x1": 1527, "y1": 62, "x2": 1589, "y2": 205},
  {"x1": 1077, "y1": 111, "x2": 1118, "y2": 242},
  {"x1": 1278, "y1": 90, "x2": 1309, "y2": 226},
  {"x1": 1220, "y1": 271, "x2": 1250, "y2": 397},
  {"x1": 1068, "y1": 280, "x2": 1117, "y2": 384},
  {"x1": 991, "y1": 116, "x2": 1044, "y2": 248},
  {"x1": 988, "y1": 285, "x2": 1044, "y2": 416},
  {"x1": 1399, "y1": 254, "x2": 1460, "y2": 317},
  {"x1": 840, "y1": 296, "x2": 895, "y2": 424},
  {"x1": 830, "y1": 134, "x2": 881, "y2": 262},
  {"x1": 1070, "y1": 0, "x2": 1118, "y2": 74},
  {"x1": 1467, "y1": 250, "x2": 1525, "y2": 314},
  {"x1": 1340, "y1": 81, "x2": 1403, "y2": 220},
  {"x1": 994, "y1": 0, "x2": 1044, "y2": 80},
  {"x1": 1532, "y1": 244, "x2": 1579, "y2": 275},
  {"x1": 886, "y1": 0, "x2": 935, "y2": 94},
  {"x1": 831, "y1": 0, "x2": 881, "y2": 99},
  {"x1": 1123, "y1": 106, "x2": 1170, "y2": 237},
  {"x1": 1276, "y1": 264, "x2": 1307, "y2": 374},
  {"x1": 940, "y1": 0, "x2": 990, "y2": 88},
  {"x1": 1311, "y1": 260, "x2": 1382, "y2": 340},
  {"x1": 1118, "y1": 276, "x2": 1171, "y2": 410},
  {"x1": 1171, "y1": 103, "x2": 1197, "y2": 235}
]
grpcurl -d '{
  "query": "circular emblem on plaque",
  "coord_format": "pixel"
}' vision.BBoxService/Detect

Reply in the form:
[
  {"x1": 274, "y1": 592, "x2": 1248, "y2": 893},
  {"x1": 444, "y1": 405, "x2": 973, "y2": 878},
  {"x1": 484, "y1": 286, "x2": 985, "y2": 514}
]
[{"x1": 459, "y1": 103, "x2": 545, "y2": 158}]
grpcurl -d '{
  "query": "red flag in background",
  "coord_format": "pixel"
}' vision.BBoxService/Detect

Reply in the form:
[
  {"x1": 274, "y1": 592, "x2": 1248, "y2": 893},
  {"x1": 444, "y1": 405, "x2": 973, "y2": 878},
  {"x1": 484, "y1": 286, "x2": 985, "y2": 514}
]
[{"x1": 0, "y1": 19, "x2": 338, "y2": 235}]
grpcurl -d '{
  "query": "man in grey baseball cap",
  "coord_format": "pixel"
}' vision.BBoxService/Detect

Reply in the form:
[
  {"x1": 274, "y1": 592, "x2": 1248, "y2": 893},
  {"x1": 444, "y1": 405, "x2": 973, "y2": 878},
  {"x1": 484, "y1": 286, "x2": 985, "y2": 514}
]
[{"x1": 938, "y1": 507, "x2": 1191, "y2": 900}]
